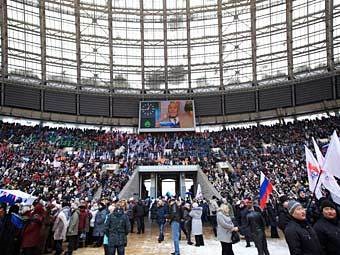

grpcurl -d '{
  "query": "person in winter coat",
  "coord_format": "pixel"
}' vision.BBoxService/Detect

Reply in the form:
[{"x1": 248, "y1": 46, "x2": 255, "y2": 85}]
[
  {"x1": 313, "y1": 200, "x2": 340, "y2": 255},
  {"x1": 53, "y1": 202, "x2": 70, "y2": 255},
  {"x1": 217, "y1": 203, "x2": 238, "y2": 255},
  {"x1": 21, "y1": 202, "x2": 45, "y2": 255},
  {"x1": 156, "y1": 200, "x2": 167, "y2": 243},
  {"x1": 0, "y1": 204, "x2": 23, "y2": 255},
  {"x1": 246, "y1": 200, "x2": 270, "y2": 255},
  {"x1": 189, "y1": 202, "x2": 204, "y2": 247},
  {"x1": 88, "y1": 203, "x2": 98, "y2": 245},
  {"x1": 150, "y1": 201, "x2": 158, "y2": 222},
  {"x1": 126, "y1": 199, "x2": 135, "y2": 233},
  {"x1": 209, "y1": 196, "x2": 219, "y2": 237},
  {"x1": 0, "y1": 202, "x2": 6, "y2": 230},
  {"x1": 284, "y1": 200, "x2": 322, "y2": 255},
  {"x1": 133, "y1": 200, "x2": 147, "y2": 234},
  {"x1": 266, "y1": 199, "x2": 279, "y2": 238},
  {"x1": 277, "y1": 195, "x2": 290, "y2": 232},
  {"x1": 183, "y1": 203, "x2": 193, "y2": 245},
  {"x1": 93, "y1": 202, "x2": 108, "y2": 247},
  {"x1": 78, "y1": 203, "x2": 90, "y2": 248},
  {"x1": 167, "y1": 198, "x2": 182, "y2": 255},
  {"x1": 103, "y1": 204, "x2": 116, "y2": 255},
  {"x1": 104, "y1": 202, "x2": 130, "y2": 255},
  {"x1": 239, "y1": 200, "x2": 252, "y2": 247},
  {"x1": 65, "y1": 203, "x2": 80, "y2": 255}
]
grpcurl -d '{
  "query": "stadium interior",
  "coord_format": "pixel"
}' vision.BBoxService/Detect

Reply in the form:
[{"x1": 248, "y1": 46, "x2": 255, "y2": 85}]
[{"x1": 0, "y1": 0, "x2": 340, "y2": 254}]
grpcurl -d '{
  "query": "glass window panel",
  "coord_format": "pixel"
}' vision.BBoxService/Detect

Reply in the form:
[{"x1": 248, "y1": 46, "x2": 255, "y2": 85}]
[
  {"x1": 221, "y1": 0, "x2": 252, "y2": 87},
  {"x1": 292, "y1": 0, "x2": 327, "y2": 75},
  {"x1": 7, "y1": 0, "x2": 41, "y2": 79},
  {"x1": 257, "y1": 0, "x2": 287, "y2": 83}
]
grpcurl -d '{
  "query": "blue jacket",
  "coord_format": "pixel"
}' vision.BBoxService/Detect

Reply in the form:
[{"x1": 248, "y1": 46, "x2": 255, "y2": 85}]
[
  {"x1": 157, "y1": 205, "x2": 168, "y2": 225},
  {"x1": 93, "y1": 208, "x2": 108, "y2": 237}
]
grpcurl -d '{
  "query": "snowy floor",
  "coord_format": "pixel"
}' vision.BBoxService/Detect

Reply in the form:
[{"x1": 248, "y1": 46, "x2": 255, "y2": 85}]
[{"x1": 73, "y1": 224, "x2": 290, "y2": 255}]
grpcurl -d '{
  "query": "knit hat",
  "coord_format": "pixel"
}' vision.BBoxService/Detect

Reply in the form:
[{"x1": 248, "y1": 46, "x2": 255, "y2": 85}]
[
  {"x1": 287, "y1": 200, "x2": 302, "y2": 215},
  {"x1": 320, "y1": 200, "x2": 336, "y2": 211}
]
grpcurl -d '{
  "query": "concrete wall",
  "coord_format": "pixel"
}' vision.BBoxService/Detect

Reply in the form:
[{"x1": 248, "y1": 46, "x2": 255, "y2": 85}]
[
  {"x1": 196, "y1": 169, "x2": 222, "y2": 200},
  {"x1": 119, "y1": 171, "x2": 140, "y2": 200}
]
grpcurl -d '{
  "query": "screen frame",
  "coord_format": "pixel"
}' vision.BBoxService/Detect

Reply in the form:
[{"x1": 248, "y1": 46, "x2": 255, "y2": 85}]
[{"x1": 138, "y1": 100, "x2": 196, "y2": 133}]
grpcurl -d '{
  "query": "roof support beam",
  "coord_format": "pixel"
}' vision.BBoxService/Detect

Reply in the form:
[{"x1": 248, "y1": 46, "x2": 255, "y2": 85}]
[
  {"x1": 74, "y1": 0, "x2": 81, "y2": 90},
  {"x1": 250, "y1": 0, "x2": 257, "y2": 86},
  {"x1": 108, "y1": 0, "x2": 113, "y2": 91},
  {"x1": 163, "y1": 0, "x2": 168, "y2": 94},
  {"x1": 286, "y1": 0, "x2": 294, "y2": 80},
  {"x1": 39, "y1": 0, "x2": 46, "y2": 85},
  {"x1": 250, "y1": 0, "x2": 258, "y2": 112},
  {"x1": 1, "y1": 0, "x2": 8, "y2": 79},
  {"x1": 217, "y1": 0, "x2": 224, "y2": 91},
  {"x1": 186, "y1": 0, "x2": 192, "y2": 92},
  {"x1": 325, "y1": 0, "x2": 334, "y2": 71},
  {"x1": 140, "y1": 0, "x2": 145, "y2": 94}
]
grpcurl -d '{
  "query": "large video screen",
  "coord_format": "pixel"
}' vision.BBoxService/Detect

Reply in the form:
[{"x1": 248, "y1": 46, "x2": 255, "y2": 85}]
[{"x1": 139, "y1": 100, "x2": 196, "y2": 132}]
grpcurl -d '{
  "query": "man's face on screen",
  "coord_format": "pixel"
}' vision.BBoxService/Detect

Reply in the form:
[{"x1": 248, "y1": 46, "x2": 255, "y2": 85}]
[{"x1": 168, "y1": 102, "x2": 179, "y2": 118}]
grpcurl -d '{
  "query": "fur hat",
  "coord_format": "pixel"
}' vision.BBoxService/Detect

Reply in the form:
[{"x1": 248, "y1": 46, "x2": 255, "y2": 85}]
[
  {"x1": 320, "y1": 200, "x2": 336, "y2": 211},
  {"x1": 279, "y1": 194, "x2": 288, "y2": 205}
]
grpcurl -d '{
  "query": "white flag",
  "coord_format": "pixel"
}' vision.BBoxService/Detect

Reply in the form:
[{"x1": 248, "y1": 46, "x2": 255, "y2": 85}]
[
  {"x1": 195, "y1": 184, "x2": 203, "y2": 200},
  {"x1": 312, "y1": 137, "x2": 325, "y2": 166},
  {"x1": 305, "y1": 146, "x2": 323, "y2": 199},
  {"x1": 323, "y1": 131, "x2": 340, "y2": 179},
  {"x1": 313, "y1": 133, "x2": 340, "y2": 204}
]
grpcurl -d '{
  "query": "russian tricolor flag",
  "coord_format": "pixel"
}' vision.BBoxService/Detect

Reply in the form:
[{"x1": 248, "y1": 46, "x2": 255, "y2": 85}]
[{"x1": 259, "y1": 172, "x2": 273, "y2": 209}]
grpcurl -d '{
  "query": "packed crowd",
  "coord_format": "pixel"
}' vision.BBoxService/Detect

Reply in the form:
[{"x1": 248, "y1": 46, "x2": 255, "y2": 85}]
[
  {"x1": 0, "y1": 188, "x2": 339, "y2": 255},
  {"x1": 1, "y1": 116, "x2": 339, "y2": 203},
  {"x1": 0, "y1": 115, "x2": 340, "y2": 255}
]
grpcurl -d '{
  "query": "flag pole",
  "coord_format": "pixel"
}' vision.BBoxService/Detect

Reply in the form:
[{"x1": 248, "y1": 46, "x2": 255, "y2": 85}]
[{"x1": 306, "y1": 170, "x2": 323, "y2": 211}]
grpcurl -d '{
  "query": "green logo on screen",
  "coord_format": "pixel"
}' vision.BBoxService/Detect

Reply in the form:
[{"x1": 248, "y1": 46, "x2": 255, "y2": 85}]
[{"x1": 144, "y1": 120, "x2": 151, "y2": 128}]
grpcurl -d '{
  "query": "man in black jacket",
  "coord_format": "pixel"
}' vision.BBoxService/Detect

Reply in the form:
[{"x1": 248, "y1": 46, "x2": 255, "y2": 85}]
[
  {"x1": 240, "y1": 200, "x2": 252, "y2": 247},
  {"x1": 278, "y1": 195, "x2": 290, "y2": 232},
  {"x1": 133, "y1": 200, "x2": 147, "y2": 234},
  {"x1": 313, "y1": 200, "x2": 340, "y2": 255},
  {"x1": 284, "y1": 200, "x2": 322, "y2": 255},
  {"x1": 246, "y1": 200, "x2": 270, "y2": 255}
]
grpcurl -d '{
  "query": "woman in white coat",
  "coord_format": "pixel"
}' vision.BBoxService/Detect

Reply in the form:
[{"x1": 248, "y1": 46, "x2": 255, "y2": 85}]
[
  {"x1": 217, "y1": 204, "x2": 238, "y2": 255},
  {"x1": 189, "y1": 202, "x2": 204, "y2": 246}
]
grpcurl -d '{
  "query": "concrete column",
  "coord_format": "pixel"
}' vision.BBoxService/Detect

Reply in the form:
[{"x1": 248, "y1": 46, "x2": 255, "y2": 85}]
[
  {"x1": 163, "y1": 0, "x2": 168, "y2": 94},
  {"x1": 250, "y1": 0, "x2": 257, "y2": 86},
  {"x1": 1, "y1": 0, "x2": 8, "y2": 79},
  {"x1": 140, "y1": 0, "x2": 145, "y2": 94},
  {"x1": 150, "y1": 173, "x2": 157, "y2": 199},
  {"x1": 186, "y1": 0, "x2": 192, "y2": 91},
  {"x1": 217, "y1": 0, "x2": 224, "y2": 91},
  {"x1": 74, "y1": 0, "x2": 81, "y2": 89},
  {"x1": 39, "y1": 0, "x2": 46, "y2": 85},
  {"x1": 286, "y1": 0, "x2": 294, "y2": 80},
  {"x1": 108, "y1": 0, "x2": 113, "y2": 89},
  {"x1": 1, "y1": 0, "x2": 8, "y2": 105},
  {"x1": 179, "y1": 172, "x2": 186, "y2": 198},
  {"x1": 250, "y1": 0, "x2": 258, "y2": 112},
  {"x1": 325, "y1": 0, "x2": 334, "y2": 71}
]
